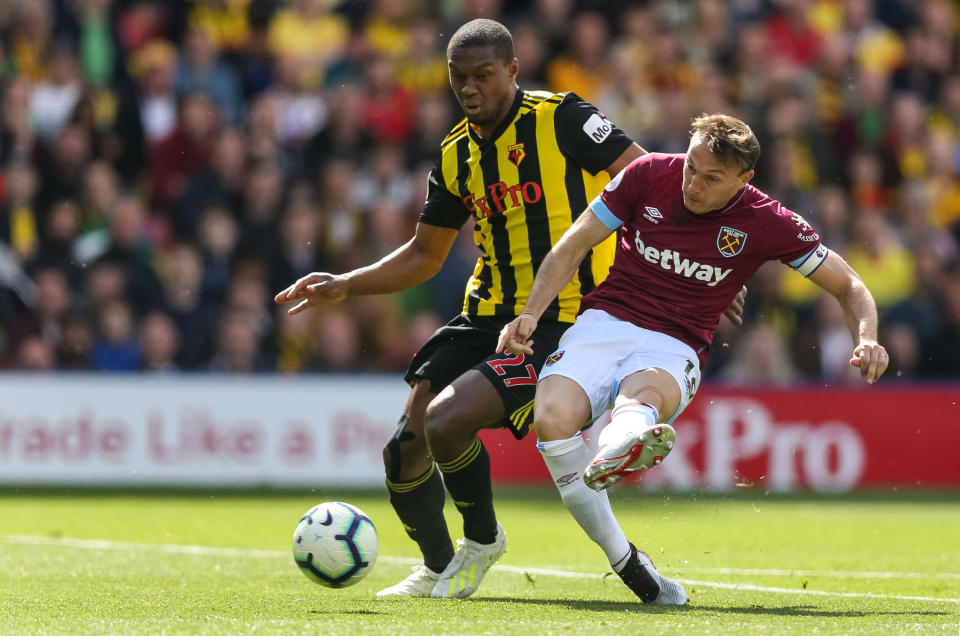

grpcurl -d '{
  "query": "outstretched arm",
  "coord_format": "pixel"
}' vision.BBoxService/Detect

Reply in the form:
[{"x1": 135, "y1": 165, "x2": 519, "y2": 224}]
[
  {"x1": 807, "y1": 249, "x2": 888, "y2": 383},
  {"x1": 496, "y1": 209, "x2": 613, "y2": 354},
  {"x1": 274, "y1": 222, "x2": 459, "y2": 315}
]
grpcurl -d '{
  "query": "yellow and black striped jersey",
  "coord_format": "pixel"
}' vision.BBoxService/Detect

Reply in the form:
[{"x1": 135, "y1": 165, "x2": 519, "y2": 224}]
[{"x1": 420, "y1": 89, "x2": 633, "y2": 323}]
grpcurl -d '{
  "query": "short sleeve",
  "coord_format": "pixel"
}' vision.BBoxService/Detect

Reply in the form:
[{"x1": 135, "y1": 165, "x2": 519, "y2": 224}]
[
  {"x1": 554, "y1": 94, "x2": 633, "y2": 175},
  {"x1": 590, "y1": 155, "x2": 648, "y2": 229},
  {"x1": 419, "y1": 164, "x2": 471, "y2": 230},
  {"x1": 769, "y1": 206, "x2": 827, "y2": 277}
]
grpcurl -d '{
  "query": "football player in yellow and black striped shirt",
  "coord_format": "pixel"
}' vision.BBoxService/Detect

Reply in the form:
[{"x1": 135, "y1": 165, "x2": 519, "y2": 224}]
[{"x1": 275, "y1": 19, "x2": 644, "y2": 598}]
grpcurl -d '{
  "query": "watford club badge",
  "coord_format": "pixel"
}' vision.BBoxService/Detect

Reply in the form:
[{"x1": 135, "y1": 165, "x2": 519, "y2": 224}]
[
  {"x1": 717, "y1": 226, "x2": 748, "y2": 257},
  {"x1": 507, "y1": 143, "x2": 526, "y2": 167},
  {"x1": 545, "y1": 351, "x2": 564, "y2": 366}
]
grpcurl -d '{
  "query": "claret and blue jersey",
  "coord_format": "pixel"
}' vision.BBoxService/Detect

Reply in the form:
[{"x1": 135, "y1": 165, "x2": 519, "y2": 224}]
[{"x1": 586, "y1": 153, "x2": 827, "y2": 364}]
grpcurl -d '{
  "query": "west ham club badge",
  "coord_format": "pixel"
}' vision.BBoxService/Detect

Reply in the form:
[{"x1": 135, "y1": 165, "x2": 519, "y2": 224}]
[{"x1": 717, "y1": 226, "x2": 747, "y2": 257}]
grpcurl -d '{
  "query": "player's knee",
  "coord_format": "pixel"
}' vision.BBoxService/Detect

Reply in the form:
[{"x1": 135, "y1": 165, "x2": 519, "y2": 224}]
[
  {"x1": 423, "y1": 398, "x2": 471, "y2": 458},
  {"x1": 533, "y1": 400, "x2": 581, "y2": 442},
  {"x1": 382, "y1": 425, "x2": 430, "y2": 482}
]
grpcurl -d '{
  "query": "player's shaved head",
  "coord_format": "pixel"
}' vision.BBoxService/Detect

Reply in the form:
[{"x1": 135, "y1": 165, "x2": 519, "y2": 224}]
[
  {"x1": 690, "y1": 114, "x2": 761, "y2": 174},
  {"x1": 447, "y1": 18, "x2": 514, "y2": 64}
]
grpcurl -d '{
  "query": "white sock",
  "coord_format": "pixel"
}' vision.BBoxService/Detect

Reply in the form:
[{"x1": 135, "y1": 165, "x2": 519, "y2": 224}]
[
  {"x1": 598, "y1": 401, "x2": 658, "y2": 448},
  {"x1": 538, "y1": 433, "x2": 630, "y2": 566}
]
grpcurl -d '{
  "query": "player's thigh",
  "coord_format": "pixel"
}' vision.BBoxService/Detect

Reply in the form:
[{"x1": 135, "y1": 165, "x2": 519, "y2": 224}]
[
  {"x1": 465, "y1": 318, "x2": 571, "y2": 441},
  {"x1": 533, "y1": 374, "x2": 592, "y2": 442},
  {"x1": 389, "y1": 315, "x2": 493, "y2": 477},
  {"x1": 425, "y1": 369, "x2": 508, "y2": 451},
  {"x1": 536, "y1": 311, "x2": 623, "y2": 423}
]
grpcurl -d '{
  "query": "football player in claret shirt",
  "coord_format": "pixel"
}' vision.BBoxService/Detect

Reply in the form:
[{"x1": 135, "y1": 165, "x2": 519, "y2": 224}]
[
  {"x1": 499, "y1": 114, "x2": 889, "y2": 604},
  {"x1": 276, "y1": 19, "x2": 725, "y2": 602}
]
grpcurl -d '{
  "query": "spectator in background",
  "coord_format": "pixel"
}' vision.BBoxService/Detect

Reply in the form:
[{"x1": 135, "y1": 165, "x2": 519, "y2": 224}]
[
  {"x1": 263, "y1": 54, "x2": 327, "y2": 177},
  {"x1": 70, "y1": 0, "x2": 119, "y2": 87},
  {"x1": 1, "y1": 77, "x2": 35, "y2": 165},
  {"x1": 510, "y1": 21, "x2": 548, "y2": 90},
  {"x1": 30, "y1": 199, "x2": 83, "y2": 285},
  {"x1": 8, "y1": 0, "x2": 54, "y2": 81},
  {"x1": 311, "y1": 306, "x2": 363, "y2": 372},
  {"x1": 353, "y1": 143, "x2": 413, "y2": 215},
  {"x1": 188, "y1": 0, "x2": 252, "y2": 56},
  {"x1": 82, "y1": 257, "x2": 127, "y2": 312},
  {"x1": 763, "y1": 0, "x2": 825, "y2": 70},
  {"x1": 360, "y1": 54, "x2": 415, "y2": 144},
  {"x1": 363, "y1": 0, "x2": 414, "y2": 60},
  {"x1": 158, "y1": 241, "x2": 217, "y2": 369},
  {"x1": 148, "y1": 91, "x2": 217, "y2": 212},
  {"x1": 270, "y1": 186, "x2": 324, "y2": 296},
  {"x1": 139, "y1": 310, "x2": 180, "y2": 372},
  {"x1": 407, "y1": 93, "x2": 455, "y2": 166},
  {"x1": 266, "y1": 0, "x2": 348, "y2": 89},
  {"x1": 396, "y1": 16, "x2": 448, "y2": 96},
  {"x1": 238, "y1": 159, "x2": 285, "y2": 256},
  {"x1": 274, "y1": 307, "x2": 316, "y2": 374},
  {"x1": 175, "y1": 127, "x2": 247, "y2": 237},
  {"x1": 923, "y1": 271, "x2": 960, "y2": 375},
  {"x1": 224, "y1": 274, "x2": 272, "y2": 340},
  {"x1": 99, "y1": 194, "x2": 163, "y2": 314},
  {"x1": 196, "y1": 203, "x2": 240, "y2": 304},
  {"x1": 545, "y1": 11, "x2": 609, "y2": 103},
  {"x1": 208, "y1": 309, "x2": 267, "y2": 372},
  {"x1": 845, "y1": 213, "x2": 915, "y2": 311},
  {"x1": 0, "y1": 162, "x2": 40, "y2": 261},
  {"x1": 29, "y1": 44, "x2": 83, "y2": 143},
  {"x1": 129, "y1": 39, "x2": 179, "y2": 143},
  {"x1": 314, "y1": 158, "x2": 364, "y2": 271},
  {"x1": 108, "y1": 38, "x2": 176, "y2": 185},
  {"x1": 305, "y1": 84, "x2": 373, "y2": 174},
  {"x1": 34, "y1": 123, "x2": 94, "y2": 220},
  {"x1": 90, "y1": 297, "x2": 141, "y2": 371},
  {"x1": 3, "y1": 265, "x2": 71, "y2": 364},
  {"x1": 16, "y1": 335, "x2": 56, "y2": 370},
  {"x1": 719, "y1": 324, "x2": 798, "y2": 386},
  {"x1": 56, "y1": 311, "x2": 93, "y2": 369},
  {"x1": 176, "y1": 23, "x2": 242, "y2": 125}
]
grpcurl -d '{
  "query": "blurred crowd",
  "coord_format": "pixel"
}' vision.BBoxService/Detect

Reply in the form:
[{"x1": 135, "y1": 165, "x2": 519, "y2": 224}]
[{"x1": 0, "y1": 0, "x2": 957, "y2": 382}]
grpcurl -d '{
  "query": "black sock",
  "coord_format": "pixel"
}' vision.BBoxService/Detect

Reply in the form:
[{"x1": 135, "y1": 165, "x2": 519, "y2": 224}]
[
  {"x1": 386, "y1": 464, "x2": 454, "y2": 573},
  {"x1": 438, "y1": 437, "x2": 497, "y2": 544}
]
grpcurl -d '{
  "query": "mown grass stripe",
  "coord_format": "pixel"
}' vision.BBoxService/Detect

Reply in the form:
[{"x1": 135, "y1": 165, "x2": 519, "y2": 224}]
[{"x1": 3, "y1": 535, "x2": 958, "y2": 604}]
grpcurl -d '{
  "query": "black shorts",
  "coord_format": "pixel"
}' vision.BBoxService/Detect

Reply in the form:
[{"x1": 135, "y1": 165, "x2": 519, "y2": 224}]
[{"x1": 404, "y1": 314, "x2": 570, "y2": 440}]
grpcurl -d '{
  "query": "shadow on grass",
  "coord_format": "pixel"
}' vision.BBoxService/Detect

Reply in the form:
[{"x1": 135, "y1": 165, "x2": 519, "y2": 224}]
[
  {"x1": 306, "y1": 609, "x2": 387, "y2": 616},
  {"x1": 473, "y1": 597, "x2": 953, "y2": 618}
]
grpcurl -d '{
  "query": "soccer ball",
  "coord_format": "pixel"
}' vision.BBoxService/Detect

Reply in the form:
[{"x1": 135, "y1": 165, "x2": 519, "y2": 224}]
[{"x1": 292, "y1": 501, "x2": 378, "y2": 588}]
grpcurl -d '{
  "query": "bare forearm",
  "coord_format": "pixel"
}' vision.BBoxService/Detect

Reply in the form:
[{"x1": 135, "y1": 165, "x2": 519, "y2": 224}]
[
  {"x1": 344, "y1": 240, "x2": 441, "y2": 296},
  {"x1": 523, "y1": 238, "x2": 591, "y2": 319},
  {"x1": 839, "y1": 277, "x2": 879, "y2": 345}
]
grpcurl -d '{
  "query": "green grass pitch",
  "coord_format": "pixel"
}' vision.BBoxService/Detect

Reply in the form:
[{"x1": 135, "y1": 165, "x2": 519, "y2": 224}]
[{"x1": 1, "y1": 488, "x2": 958, "y2": 634}]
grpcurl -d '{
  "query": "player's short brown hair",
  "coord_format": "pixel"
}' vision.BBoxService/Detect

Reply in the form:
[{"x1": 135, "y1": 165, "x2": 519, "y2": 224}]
[
  {"x1": 690, "y1": 114, "x2": 761, "y2": 174},
  {"x1": 447, "y1": 19, "x2": 514, "y2": 65}
]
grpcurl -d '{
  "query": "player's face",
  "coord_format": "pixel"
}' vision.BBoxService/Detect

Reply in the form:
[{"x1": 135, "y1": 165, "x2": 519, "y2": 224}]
[
  {"x1": 682, "y1": 135, "x2": 755, "y2": 214},
  {"x1": 448, "y1": 46, "x2": 519, "y2": 135}
]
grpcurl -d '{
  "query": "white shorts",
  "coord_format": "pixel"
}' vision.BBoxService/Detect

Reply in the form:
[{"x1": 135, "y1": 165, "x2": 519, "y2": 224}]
[{"x1": 539, "y1": 309, "x2": 701, "y2": 423}]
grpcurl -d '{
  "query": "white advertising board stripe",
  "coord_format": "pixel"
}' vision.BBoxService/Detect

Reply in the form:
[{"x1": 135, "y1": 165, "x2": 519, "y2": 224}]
[
  {"x1": 0, "y1": 374, "x2": 410, "y2": 487},
  {"x1": 3, "y1": 535, "x2": 958, "y2": 604}
]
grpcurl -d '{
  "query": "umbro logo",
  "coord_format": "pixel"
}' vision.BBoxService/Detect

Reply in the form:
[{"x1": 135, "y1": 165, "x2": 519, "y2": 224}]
[
  {"x1": 556, "y1": 472, "x2": 580, "y2": 487},
  {"x1": 643, "y1": 206, "x2": 662, "y2": 224}
]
